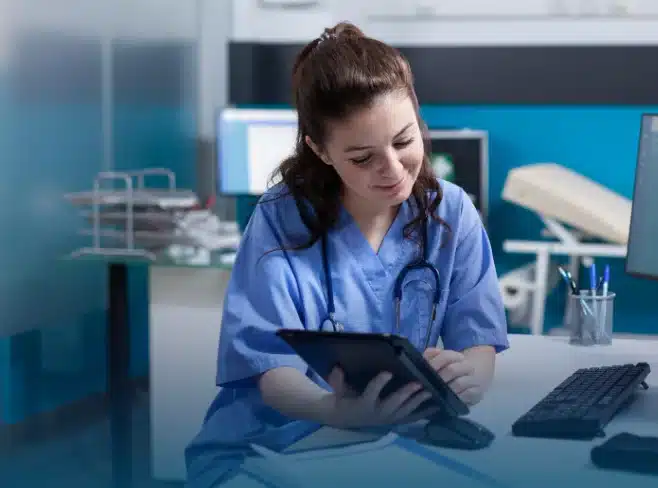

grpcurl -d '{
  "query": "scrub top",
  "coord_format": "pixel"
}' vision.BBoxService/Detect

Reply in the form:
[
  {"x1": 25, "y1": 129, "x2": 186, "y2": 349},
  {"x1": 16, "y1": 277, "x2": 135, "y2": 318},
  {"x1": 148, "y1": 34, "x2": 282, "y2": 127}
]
[{"x1": 185, "y1": 179, "x2": 509, "y2": 488}]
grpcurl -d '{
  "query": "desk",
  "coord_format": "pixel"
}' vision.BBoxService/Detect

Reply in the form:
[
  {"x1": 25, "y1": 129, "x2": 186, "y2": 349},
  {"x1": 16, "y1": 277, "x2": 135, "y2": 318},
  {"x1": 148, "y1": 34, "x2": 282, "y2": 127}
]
[
  {"x1": 239, "y1": 334, "x2": 658, "y2": 488},
  {"x1": 444, "y1": 334, "x2": 658, "y2": 487},
  {"x1": 67, "y1": 251, "x2": 233, "y2": 487}
]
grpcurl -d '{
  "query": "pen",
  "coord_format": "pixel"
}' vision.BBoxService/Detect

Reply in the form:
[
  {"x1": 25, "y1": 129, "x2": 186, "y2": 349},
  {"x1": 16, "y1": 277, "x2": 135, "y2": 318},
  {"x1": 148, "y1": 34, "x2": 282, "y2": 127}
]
[
  {"x1": 590, "y1": 263, "x2": 597, "y2": 297},
  {"x1": 599, "y1": 265, "x2": 611, "y2": 343},
  {"x1": 596, "y1": 276, "x2": 604, "y2": 292},
  {"x1": 558, "y1": 265, "x2": 594, "y2": 327},
  {"x1": 589, "y1": 263, "x2": 599, "y2": 341},
  {"x1": 558, "y1": 266, "x2": 578, "y2": 295}
]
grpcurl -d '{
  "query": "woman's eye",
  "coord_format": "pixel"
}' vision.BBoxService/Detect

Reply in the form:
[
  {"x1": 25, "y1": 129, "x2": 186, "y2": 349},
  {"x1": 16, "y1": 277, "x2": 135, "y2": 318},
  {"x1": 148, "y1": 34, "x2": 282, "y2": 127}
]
[
  {"x1": 394, "y1": 138, "x2": 413, "y2": 148},
  {"x1": 350, "y1": 155, "x2": 371, "y2": 165}
]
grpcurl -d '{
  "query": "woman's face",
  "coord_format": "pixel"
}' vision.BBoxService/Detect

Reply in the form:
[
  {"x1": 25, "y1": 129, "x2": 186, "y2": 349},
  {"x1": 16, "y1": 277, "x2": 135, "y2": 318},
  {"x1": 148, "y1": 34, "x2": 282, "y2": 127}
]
[{"x1": 306, "y1": 90, "x2": 425, "y2": 213}]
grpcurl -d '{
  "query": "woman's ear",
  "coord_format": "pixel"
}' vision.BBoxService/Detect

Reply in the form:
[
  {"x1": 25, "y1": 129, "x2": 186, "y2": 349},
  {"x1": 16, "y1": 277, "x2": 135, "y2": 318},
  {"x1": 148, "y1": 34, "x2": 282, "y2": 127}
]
[{"x1": 305, "y1": 135, "x2": 331, "y2": 165}]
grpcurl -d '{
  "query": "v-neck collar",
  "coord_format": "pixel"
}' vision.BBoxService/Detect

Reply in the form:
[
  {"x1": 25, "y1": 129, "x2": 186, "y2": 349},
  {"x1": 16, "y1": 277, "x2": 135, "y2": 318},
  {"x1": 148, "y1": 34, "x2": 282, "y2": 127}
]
[{"x1": 334, "y1": 198, "x2": 416, "y2": 277}]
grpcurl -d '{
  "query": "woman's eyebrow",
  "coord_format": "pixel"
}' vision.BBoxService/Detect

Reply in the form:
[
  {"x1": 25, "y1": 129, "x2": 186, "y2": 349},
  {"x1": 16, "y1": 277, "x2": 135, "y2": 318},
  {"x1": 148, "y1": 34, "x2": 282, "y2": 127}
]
[{"x1": 344, "y1": 122, "x2": 414, "y2": 153}]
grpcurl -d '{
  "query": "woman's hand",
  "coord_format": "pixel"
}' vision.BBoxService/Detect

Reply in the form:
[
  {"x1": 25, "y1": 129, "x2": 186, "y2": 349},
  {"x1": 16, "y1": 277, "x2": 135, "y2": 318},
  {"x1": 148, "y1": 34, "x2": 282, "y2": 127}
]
[
  {"x1": 423, "y1": 348, "x2": 486, "y2": 406},
  {"x1": 320, "y1": 367, "x2": 437, "y2": 429}
]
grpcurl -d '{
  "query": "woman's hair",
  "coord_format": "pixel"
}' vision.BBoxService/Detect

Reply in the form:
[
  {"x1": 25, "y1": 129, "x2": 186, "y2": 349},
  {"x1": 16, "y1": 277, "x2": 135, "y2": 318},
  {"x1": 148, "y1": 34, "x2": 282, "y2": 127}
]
[{"x1": 266, "y1": 21, "x2": 445, "y2": 254}]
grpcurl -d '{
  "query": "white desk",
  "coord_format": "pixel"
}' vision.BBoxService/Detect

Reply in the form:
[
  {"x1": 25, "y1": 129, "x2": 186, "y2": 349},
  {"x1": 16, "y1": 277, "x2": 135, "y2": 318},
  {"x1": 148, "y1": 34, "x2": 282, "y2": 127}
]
[
  {"x1": 233, "y1": 334, "x2": 658, "y2": 488},
  {"x1": 442, "y1": 334, "x2": 658, "y2": 487},
  {"x1": 149, "y1": 265, "x2": 231, "y2": 481}
]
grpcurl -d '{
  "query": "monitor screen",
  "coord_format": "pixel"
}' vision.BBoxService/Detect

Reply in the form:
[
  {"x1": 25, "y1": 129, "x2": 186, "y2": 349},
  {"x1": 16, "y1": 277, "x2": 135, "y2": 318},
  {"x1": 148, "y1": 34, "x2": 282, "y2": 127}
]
[
  {"x1": 626, "y1": 114, "x2": 658, "y2": 280},
  {"x1": 216, "y1": 108, "x2": 298, "y2": 195}
]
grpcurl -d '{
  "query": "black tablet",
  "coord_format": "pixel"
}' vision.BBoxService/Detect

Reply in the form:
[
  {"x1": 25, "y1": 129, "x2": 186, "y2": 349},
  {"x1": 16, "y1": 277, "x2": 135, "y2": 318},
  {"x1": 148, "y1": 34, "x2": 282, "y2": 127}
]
[{"x1": 275, "y1": 329, "x2": 469, "y2": 418}]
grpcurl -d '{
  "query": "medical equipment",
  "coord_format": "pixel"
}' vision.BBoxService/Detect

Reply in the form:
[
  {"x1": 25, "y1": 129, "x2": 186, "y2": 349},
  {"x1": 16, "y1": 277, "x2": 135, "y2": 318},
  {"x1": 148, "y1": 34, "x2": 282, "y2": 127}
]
[
  {"x1": 65, "y1": 168, "x2": 241, "y2": 261},
  {"x1": 499, "y1": 162, "x2": 631, "y2": 335},
  {"x1": 319, "y1": 217, "x2": 441, "y2": 350}
]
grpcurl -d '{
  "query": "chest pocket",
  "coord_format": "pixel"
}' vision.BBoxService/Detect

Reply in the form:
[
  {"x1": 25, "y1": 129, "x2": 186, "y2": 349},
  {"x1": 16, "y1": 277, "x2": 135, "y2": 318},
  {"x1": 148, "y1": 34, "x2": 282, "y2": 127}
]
[{"x1": 397, "y1": 277, "x2": 437, "y2": 350}]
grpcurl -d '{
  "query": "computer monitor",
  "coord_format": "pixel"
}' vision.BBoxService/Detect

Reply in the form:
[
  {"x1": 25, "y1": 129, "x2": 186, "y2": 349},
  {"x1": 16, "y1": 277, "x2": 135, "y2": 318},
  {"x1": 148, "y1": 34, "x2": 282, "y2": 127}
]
[
  {"x1": 626, "y1": 113, "x2": 658, "y2": 281},
  {"x1": 428, "y1": 129, "x2": 489, "y2": 226},
  {"x1": 216, "y1": 108, "x2": 297, "y2": 196}
]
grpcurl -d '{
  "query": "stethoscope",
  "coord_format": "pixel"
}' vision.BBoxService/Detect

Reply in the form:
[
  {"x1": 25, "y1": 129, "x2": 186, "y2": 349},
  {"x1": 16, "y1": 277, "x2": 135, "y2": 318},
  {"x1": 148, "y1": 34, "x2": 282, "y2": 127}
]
[{"x1": 320, "y1": 216, "x2": 442, "y2": 350}]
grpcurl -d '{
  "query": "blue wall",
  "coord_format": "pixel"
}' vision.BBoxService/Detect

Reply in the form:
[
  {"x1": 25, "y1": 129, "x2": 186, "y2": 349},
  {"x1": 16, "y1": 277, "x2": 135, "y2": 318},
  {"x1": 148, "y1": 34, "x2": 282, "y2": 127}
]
[
  {"x1": 420, "y1": 105, "x2": 658, "y2": 334},
  {"x1": 237, "y1": 104, "x2": 658, "y2": 335}
]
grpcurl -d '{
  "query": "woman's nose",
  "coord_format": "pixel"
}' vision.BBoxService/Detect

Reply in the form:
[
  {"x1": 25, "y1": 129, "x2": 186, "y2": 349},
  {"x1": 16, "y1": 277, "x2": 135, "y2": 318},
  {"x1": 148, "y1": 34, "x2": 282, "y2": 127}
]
[{"x1": 378, "y1": 149, "x2": 403, "y2": 176}]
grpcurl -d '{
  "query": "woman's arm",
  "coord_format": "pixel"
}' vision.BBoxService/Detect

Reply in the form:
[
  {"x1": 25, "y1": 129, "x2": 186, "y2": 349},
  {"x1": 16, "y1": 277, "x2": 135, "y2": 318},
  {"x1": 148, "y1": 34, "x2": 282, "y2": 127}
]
[
  {"x1": 258, "y1": 367, "x2": 335, "y2": 424},
  {"x1": 424, "y1": 345, "x2": 496, "y2": 406},
  {"x1": 462, "y1": 345, "x2": 496, "y2": 392}
]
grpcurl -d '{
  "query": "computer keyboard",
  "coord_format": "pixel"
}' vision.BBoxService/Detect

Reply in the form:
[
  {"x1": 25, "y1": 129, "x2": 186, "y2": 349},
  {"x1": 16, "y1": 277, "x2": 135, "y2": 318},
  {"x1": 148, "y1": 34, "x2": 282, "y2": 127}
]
[{"x1": 512, "y1": 363, "x2": 651, "y2": 440}]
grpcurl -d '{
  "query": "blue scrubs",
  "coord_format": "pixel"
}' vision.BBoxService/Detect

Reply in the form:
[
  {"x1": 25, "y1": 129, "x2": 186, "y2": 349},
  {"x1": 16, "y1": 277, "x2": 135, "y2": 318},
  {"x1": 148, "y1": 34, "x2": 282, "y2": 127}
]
[{"x1": 185, "y1": 180, "x2": 509, "y2": 487}]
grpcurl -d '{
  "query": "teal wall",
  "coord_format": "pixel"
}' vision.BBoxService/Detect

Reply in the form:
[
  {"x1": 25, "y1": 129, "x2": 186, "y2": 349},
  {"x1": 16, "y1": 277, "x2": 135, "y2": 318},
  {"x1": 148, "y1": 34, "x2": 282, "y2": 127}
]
[{"x1": 237, "y1": 104, "x2": 658, "y2": 335}]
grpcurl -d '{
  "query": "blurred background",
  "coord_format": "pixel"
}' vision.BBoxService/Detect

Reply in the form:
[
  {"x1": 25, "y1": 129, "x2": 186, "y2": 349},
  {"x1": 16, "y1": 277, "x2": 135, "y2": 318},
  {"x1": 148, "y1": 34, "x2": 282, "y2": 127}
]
[{"x1": 1, "y1": 0, "x2": 658, "y2": 487}]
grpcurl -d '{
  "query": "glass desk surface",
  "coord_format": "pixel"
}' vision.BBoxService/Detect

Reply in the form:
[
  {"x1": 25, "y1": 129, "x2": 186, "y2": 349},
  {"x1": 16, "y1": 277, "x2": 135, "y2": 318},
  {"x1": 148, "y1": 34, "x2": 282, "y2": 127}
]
[{"x1": 61, "y1": 249, "x2": 235, "y2": 270}]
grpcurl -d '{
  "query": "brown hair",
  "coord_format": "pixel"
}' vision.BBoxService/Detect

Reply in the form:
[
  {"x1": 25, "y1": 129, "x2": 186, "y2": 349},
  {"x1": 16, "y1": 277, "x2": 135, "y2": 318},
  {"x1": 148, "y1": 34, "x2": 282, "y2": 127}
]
[{"x1": 266, "y1": 22, "x2": 445, "y2": 254}]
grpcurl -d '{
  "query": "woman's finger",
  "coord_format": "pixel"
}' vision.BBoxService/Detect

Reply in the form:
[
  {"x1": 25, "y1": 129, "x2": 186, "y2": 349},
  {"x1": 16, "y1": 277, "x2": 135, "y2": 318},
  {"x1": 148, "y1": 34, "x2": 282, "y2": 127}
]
[
  {"x1": 423, "y1": 347, "x2": 442, "y2": 361},
  {"x1": 435, "y1": 360, "x2": 472, "y2": 384},
  {"x1": 360, "y1": 371, "x2": 393, "y2": 407},
  {"x1": 458, "y1": 386, "x2": 484, "y2": 406},
  {"x1": 428, "y1": 350, "x2": 465, "y2": 373},
  {"x1": 378, "y1": 382, "x2": 423, "y2": 419},
  {"x1": 328, "y1": 367, "x2": 346, "y2": 397},
  {"x1": 449, "y1": 375, "x2": 478, "y2": 395},
  {"x1": 390, "y1": 389, "x2": 432, "y2": 423}
]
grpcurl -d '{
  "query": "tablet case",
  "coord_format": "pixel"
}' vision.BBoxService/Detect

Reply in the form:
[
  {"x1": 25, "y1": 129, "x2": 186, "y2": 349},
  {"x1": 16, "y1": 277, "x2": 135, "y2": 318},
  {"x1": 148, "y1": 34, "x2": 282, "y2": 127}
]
[{"x1": 275, "y1": 329, "x2": 469, "y2": 418}]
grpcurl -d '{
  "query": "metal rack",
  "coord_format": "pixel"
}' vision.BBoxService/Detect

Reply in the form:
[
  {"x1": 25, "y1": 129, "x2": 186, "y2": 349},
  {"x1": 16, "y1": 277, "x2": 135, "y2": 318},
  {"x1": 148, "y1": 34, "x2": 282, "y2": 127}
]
[{"x1": 65, "y1": 168, "x2": 202, "y2": 260}]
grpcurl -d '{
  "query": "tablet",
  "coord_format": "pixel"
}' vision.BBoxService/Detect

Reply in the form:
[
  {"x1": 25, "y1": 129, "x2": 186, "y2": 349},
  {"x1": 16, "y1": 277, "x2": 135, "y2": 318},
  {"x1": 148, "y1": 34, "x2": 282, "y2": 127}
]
[{"x1": 275, "y1": 329, "x2": 469, "y2": 418}]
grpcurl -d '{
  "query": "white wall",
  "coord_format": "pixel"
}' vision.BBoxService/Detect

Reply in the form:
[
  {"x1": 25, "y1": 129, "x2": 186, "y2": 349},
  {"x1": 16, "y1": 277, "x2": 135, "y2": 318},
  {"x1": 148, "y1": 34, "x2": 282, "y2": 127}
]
[
  {"x1": 230, "y1": 0, "x2": 658, "y2": 45},
  {"x1": 12, "y1": 0, "x2": 198, "y2": 40},
  {"x1": 197, "y1": 0, "x2": 232, "y2": 140}
]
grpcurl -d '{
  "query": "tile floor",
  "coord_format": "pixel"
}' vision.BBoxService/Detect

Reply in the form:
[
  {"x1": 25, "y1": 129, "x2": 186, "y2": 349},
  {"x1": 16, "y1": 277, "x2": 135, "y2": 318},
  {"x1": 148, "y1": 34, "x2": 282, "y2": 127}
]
[{"x1": 0, "y1": 387, "x2": 183, "y2": 488}]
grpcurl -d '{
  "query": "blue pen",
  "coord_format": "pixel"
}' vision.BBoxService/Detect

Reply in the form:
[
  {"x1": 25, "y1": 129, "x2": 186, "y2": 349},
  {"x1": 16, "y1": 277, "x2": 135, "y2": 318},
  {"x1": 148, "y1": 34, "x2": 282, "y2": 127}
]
[
  {"x1": 590, "y1": 263, "x2": 597, "y2": 297},
  {"x1": 599, "y1": 265, "x2": 611, "y2": 342},
  {"x1": 589, "y1": 263, "x2": 599, "y2": 340}
]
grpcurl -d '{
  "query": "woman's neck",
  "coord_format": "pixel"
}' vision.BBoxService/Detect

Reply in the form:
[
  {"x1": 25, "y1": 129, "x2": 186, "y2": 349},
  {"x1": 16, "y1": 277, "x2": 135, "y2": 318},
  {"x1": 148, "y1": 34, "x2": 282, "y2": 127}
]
[{"x1": 342, "y1": 191, "x2": 400, "y2": 252}]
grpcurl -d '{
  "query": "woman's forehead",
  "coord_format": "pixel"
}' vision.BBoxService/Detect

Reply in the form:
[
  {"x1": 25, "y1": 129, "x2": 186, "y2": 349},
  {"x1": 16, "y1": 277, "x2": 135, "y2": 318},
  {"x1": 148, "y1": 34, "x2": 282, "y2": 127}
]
[{"x1": 325, "y1": 92, "x2": 417, "y2": 148}]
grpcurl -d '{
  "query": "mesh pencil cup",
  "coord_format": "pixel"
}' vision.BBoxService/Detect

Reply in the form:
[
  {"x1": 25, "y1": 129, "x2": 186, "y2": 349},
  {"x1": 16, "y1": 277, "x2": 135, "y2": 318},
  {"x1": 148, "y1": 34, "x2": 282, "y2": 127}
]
[{"x1": 566, "y1": 290, "x2": 614, "y2": 346}]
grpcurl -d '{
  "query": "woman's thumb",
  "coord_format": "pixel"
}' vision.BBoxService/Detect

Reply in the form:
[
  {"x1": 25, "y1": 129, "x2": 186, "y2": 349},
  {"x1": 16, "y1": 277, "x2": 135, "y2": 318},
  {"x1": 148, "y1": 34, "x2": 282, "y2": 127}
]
[{"x1": 328, "y1": 366, "x2": 345, "y2": 396}]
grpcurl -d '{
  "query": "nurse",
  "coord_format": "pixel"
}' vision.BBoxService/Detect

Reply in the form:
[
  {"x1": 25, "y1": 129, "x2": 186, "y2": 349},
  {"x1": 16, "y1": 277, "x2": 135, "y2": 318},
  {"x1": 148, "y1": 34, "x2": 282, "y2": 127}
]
[{"x1": 186, "y1": 22, "x2": 509, "y2": 487}]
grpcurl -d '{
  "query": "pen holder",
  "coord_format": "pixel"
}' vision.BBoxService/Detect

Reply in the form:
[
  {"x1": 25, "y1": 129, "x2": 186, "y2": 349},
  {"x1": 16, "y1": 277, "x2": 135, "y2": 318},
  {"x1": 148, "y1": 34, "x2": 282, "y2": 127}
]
[{"x1": 566, "y1": 290, "x2": 614, "y2": 346}]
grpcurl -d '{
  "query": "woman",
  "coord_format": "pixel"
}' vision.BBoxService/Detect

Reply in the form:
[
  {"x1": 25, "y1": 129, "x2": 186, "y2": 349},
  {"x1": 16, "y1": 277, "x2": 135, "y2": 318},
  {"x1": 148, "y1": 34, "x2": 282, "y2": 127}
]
[{"x1": 186, "y1": 22, "x2": 508, "y2": 487}]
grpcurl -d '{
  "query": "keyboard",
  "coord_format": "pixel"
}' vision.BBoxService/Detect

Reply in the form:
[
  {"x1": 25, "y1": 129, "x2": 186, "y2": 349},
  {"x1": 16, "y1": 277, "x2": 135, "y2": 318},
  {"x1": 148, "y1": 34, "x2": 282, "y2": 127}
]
[{"x1": 512, "y1": 363, "x2": 651, "y2": 440}]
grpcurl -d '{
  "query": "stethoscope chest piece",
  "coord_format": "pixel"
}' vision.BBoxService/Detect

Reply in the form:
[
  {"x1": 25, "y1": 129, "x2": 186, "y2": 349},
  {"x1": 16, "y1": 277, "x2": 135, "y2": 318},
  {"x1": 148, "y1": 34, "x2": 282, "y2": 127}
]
[{"x1": 322, "y1": 313, "x2": 343, "y2": 332}]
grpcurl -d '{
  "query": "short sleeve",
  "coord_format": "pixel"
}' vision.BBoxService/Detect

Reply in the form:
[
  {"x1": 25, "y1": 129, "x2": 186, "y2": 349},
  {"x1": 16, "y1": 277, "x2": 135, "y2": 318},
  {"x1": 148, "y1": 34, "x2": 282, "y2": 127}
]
[
  {"x1": 215, "y1": 202, "x2": 308, "y2": 388},
  {"x1": 441, "y1": 192, "x2": 510, "y2": 353}
]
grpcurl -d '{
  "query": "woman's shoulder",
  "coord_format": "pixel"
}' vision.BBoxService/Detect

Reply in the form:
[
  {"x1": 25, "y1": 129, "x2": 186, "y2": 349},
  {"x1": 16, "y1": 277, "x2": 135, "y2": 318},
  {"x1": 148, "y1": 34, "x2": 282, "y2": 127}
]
[
  {"x1": 429, "y1": 179, "x2": 473, "y2": 216},
  {"x1": 247, "y1": 182, "x2": 308, "y2": 238},
  {"x1": 428, "y1": 178, "x2": 483, "y2": 240}
]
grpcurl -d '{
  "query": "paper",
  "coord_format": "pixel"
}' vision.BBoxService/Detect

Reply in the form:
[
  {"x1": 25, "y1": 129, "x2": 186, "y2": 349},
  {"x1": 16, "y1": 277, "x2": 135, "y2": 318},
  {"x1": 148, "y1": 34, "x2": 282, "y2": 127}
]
[
  {"x1": 282, "y1": 427, "x2": 386, "y2": 454},
  {"x1": 240, "y1": 435, "x2": 499, "y2": 488}
]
